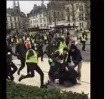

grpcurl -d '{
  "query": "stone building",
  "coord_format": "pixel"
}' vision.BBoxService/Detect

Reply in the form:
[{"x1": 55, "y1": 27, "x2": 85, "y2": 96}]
[
  {"x1": 6, "y1": 0, "x2": 26, "y2": 30},
  {"x1": 64, "y1": 0, "x2": 89, "y2": 29},
  {"x1": 47, "y1": 1, "x2": 66, "y2": 26},
  {"x1": 47, "y1": 0, "x2": 90, "y2": 29},
  {"x1": 28, "y1": 4, "x2": 48, "y2": 29}
]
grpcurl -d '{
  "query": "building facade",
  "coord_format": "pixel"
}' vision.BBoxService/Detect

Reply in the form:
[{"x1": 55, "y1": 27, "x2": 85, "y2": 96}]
[
  {"x1": 28, "y1": 12, "x2": 48, "y2": 28},
  {"x1": 47, "y1": 0, "x2": 90, "y2": 29},
  {"x1": 47, "y1": 1, "x2": 66, "y2": 26},
  {"x1": 6, "y1": 0, "x2": 26, "y2": 30},
  {"x1": 64, "y1": 1, "x2": 88, "y2": 29},
  {"x1": 28, "y1": 4, "x2": 48, "y2": 29}
]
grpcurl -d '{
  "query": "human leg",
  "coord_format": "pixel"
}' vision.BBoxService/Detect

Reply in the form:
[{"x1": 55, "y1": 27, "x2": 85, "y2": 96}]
[{"x1": 17, "y1": 58, "x2": 25, "y2": 75}]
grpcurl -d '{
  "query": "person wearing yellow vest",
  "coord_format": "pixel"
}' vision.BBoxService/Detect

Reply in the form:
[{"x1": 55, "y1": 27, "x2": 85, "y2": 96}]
[
  {"x1": 43, "y1": 34, "x2": 47, "y2": 44},
  {"x1": 80, "y1": 32, "x2": 88, "y2": 51},
  {"x1": 18, "y1": 45, "x2": 46, "y2": 88},
  {"x1": 29, "y1": 32, "x2": 33, "y2": 37},
  {"x1": 58, "y1": 38, "x2": 67, "y2": 54}
]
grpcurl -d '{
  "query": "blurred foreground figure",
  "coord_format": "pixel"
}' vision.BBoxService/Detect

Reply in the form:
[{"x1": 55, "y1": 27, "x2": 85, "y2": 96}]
[{"x1": 6, "y1": 43, "x2": 17, "y2": 81}]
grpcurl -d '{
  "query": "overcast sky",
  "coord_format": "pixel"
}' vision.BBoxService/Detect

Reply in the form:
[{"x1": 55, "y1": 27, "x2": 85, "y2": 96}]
[{"x1": 7, "y1": 1, "x2": 49, "y2": 14}]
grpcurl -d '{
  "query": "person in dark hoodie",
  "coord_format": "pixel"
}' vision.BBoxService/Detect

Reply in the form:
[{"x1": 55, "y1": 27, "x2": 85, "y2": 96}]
[
  {"x1": 6, "y1": 42, "x2": 18, "y2": 81},
  {"x1": 67, "y1": 44, "x2": 83, "y2": 83},
  {"x1": 15, "y1": 38, "x2": 27, "y2": 75}
]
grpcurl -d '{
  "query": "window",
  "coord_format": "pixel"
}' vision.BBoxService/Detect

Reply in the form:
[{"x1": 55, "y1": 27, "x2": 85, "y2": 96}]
[
  {"x1": 40, "y1": 14, "x2": 41, "y2": 17},
  {"x1": 79, "y1": 23, "x2": 81, "y2": 27},
  {"x1": 18, "y1": 17, "x2": 19, "y2": 21},
  {"x1": 11, "y1": 23, "x2": 13, "y2": 29},
  {"x1": 6, "y1": 23, "x2": 8, "y2": 28},
  {"x1": 14, "y1": 17, "x2": 16, "y2": 21},
  {"x1": 53, "y1": 12, "x2": 56, "y2": 17},
  {"x1": 30, "y1": 21, "x2": 32, "y2": 24},
  {"x1": 41, "y1": 24, "x2": 42, "y2": 27},
  {"x1": 61, "y1": 12, "x2": 63, "y2": 18},
  {"x1": 82, "y1": 23, "x2": 83, "y2": 27},
  {"x1": 76, "y1": 4, "x2": 79, "y2": 9},
  {"x1": 67, "y1": 16, "x2": 70, "y2": 21},
  {"x1": 79, "y1": 5, "x2": 83, "y2": 11},
  {"x1": 40, "y1": 19, "x2": 42, "y2": 23},
  {"x1": 15, "y1": 23, "x2": 17, "y2": 28},
  {"x1": 44, "y1": 24, "x2": 46, "y2": 26},
  {"x1": 67, "y1": 7, "x2": 69, "y2": 12},
  {"x1": 44, "y1": 18, "x2": 46, "y2": 22},
  {"x1": 10, "y1": 17, "x2": 12, "y2": 22},
  {"x1": 57, "y1": 12, "x2": 59, "y2": 17},
  {"x1": 8, "y1": 17, "x2": 10, "y2": 22},
  {"x1": 79, "y1": 13, "x2": 84, "y2": 20}
]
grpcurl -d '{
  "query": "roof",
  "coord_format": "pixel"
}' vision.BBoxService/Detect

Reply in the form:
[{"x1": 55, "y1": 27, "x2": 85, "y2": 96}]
[
  {"x1": 7, "y1": 8, "x2": 26, "y2": 17},
  {"x1": 28, "y1": 4, "x2": 47, "y2": 17}
]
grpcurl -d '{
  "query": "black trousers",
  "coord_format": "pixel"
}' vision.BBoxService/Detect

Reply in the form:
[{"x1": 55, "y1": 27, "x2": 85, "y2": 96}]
[
  {"x1": 40, "y1": 53, "x2": 44, "y2": 61},
  {"x1": 22, "y1": 63, "x2": 44, "y2": 86},
  {"x1": 82, "y1": 41, "x2": 86, "y2": 50},
  {"x1": 7, "y1": 62, "x2": 17, "y2": 80},
  {"x1": 17, "y1": 58, "x2": 25, "y2": 74},
  {"x1": 59, "y1": 67, "x2": 78, "y2": 85}
]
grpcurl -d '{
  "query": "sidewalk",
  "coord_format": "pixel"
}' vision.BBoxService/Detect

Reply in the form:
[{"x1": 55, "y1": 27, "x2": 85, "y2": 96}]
[
  {"x1": 12, "y1": 58, "x2": 90, "y2": 98},
  {"x1": 77, "y1": 40, "x2": 90, "y2": 45}
]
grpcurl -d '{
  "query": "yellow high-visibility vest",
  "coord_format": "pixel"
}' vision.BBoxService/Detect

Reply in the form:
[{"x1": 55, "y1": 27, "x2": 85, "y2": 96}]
[
  {"x1": 81, "y1": 35, "x2": 86, "y2": 41},
  {"x1": 48, "y1": 58, "x2": 53, "y2": 62},
  {"x1": 25, "y1": 49, "x2": 38, "y2": 64}
]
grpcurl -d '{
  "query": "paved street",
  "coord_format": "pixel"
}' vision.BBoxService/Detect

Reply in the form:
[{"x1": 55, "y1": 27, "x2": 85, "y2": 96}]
[
  {"x1": 11, "y1": 43, "x2": 90, "y2": 98},
  {"x1": 12, "y1": 59, "x2": 90, "y2": 98}
]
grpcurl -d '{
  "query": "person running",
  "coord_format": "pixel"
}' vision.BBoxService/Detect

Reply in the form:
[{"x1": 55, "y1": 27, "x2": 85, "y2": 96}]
[
  {"x1": 18, "y1": 46, "x2": 46, "y2": 88},
  {"x1": 15, "y1": 39, "x2": 27, "y2": 75}
]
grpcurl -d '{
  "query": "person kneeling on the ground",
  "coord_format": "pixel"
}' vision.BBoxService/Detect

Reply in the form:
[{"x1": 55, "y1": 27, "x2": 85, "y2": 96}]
[
  {"x1": 67, "y1": 44, "x2": 83, "y2": 84},
  {"x1": 47, "y1": 50, "x2": 63, "y2": 84},
  {"x1": 18, "y1": 45, "x2": 46, "y2": 88},
  {"x1": 57, "y1": 48, "x2": 78, "y2": 87}
]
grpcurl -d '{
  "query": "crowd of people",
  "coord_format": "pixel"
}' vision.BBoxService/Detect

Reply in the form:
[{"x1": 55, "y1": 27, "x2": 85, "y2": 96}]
[{"x1": 6, "y1": 29, "x2": 88, "y2": 88}]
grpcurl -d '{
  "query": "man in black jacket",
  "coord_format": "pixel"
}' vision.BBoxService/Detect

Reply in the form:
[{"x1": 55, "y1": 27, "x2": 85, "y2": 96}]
[
  {"x1": 67, "y1": 44, "x2": 83, "y2": 82},
  {"x1": 15, "y1": 39, "x2": 27, "y2": 75}
]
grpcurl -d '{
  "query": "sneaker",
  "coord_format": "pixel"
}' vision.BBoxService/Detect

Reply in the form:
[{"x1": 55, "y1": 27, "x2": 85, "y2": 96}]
[
  {"x1": 17, "y1": 71, "x2": 20, "y2": 75},
  {"x1": 77, "y1": 80, "x2": 81, "y2": 85},
  {"x1": 18, "y1": 75, "x2": 24, "y2": 82}
]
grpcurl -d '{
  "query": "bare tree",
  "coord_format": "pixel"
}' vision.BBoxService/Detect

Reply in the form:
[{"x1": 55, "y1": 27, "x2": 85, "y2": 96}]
[
  {"x1": 83, "y1": 0, "x2": 90, "y2": 29},
  {"x1": 65, "y1": 0, "x2": 85, "y2": 27}
]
